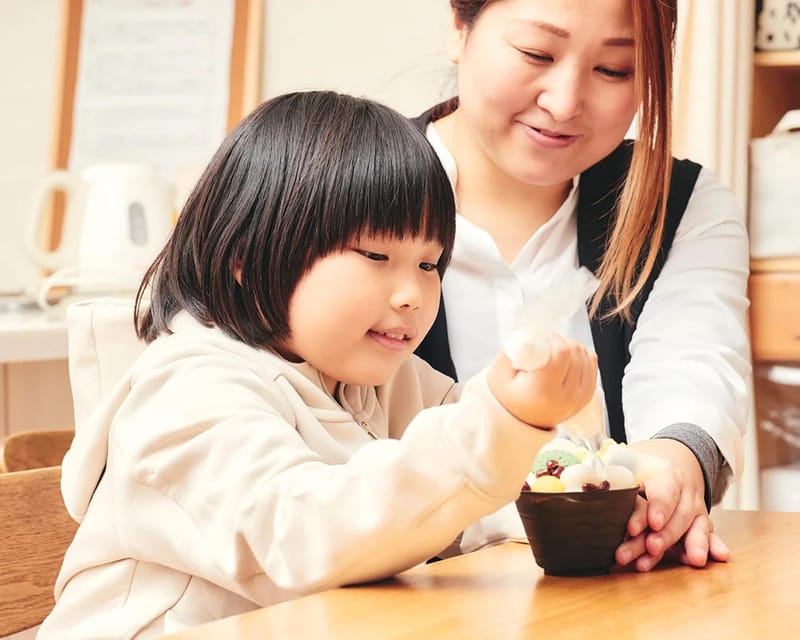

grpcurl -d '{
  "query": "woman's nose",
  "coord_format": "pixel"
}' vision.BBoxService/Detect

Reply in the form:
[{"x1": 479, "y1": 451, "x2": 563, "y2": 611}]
[{"x1": 535, "y1": 64, "x2": 583, "y2": 122}]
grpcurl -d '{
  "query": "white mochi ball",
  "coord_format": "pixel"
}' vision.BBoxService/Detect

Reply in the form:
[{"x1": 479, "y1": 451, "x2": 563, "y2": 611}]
[{"x1": 605, "y1": 464, "x2": 637, "y2": 489}]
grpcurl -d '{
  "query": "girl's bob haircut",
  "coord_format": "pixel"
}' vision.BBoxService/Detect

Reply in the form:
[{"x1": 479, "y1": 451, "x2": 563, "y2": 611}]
[{"x1": 135, "y1": 91, "x2": 456, "y2": 349}]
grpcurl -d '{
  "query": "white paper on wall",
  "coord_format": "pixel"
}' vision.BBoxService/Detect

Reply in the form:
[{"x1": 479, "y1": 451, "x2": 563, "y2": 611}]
[{"x1": 68, "y1": 0, "x2": 234, "y2": 183}]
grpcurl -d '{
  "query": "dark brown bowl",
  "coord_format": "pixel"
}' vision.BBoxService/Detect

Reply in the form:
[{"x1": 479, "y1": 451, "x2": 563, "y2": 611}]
[{"x1": 515, "y1": 485, "x2": 639, "y2": 576}]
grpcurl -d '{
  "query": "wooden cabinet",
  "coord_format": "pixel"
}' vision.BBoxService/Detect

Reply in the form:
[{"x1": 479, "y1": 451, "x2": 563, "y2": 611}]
[
  {"x1": 749, "y1": 267, "x2": 800, "y2": 361},
  {"x1": 0, "y1": 312, "x2": 73, "y2": 438},
  {"x1": 748, "y1": 50, "x2": 800, "y2": 505},
  {"x1": 748, "y1": 49, "x2": 800, "y2": 353},
  {"x1": 748, "y1": 49, "x2": 800, "y2": 355}
]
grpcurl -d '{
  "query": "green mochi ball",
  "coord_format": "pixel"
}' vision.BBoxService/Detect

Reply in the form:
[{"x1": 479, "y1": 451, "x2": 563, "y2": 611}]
[{"x1": 532, "y1": 449, "x2": 581, "y2": 473}]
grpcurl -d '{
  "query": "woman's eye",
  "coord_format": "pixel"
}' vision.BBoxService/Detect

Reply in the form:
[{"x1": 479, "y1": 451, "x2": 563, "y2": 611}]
[
  {"x1": 597, "y1": 67, "x2": 632, "y2": 80},
  {"x1": 520, "y1": 50, "x2": 552, "y2": 63},
  {"x1": 419, "y1": 262, "x2": 438, "y2": 272},
  {"x1": 358, "y1": 250, "x2": 388, "y2": 262}
]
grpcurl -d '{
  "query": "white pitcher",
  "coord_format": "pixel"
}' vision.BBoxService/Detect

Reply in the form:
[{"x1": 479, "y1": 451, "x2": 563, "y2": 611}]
[{"x1": 26, "y1": 162, "x2": 175, "y2": 279}]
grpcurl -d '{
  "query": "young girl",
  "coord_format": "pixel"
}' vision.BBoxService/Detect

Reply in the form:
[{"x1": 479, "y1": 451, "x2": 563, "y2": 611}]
[
  {"x1": 413, "y1": 0, "x2": 750, "y2": 572},
  {"x1": 39, "y1": 91, "x2": 596, "y2": 638}
]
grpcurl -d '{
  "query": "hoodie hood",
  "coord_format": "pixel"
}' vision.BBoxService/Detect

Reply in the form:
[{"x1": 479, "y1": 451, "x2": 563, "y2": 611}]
[
  {"x1": 64, "y1": 299, "x2": 148, "y2": 520},
  {"x1": 62, "y1": 301, "x2": 392, "y2": 521}
]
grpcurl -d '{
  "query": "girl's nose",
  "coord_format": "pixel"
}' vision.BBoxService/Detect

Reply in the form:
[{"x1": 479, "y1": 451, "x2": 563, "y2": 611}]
[
  {"x1": 390, "y1": 274, "x2": 422, "y2": 311},
  {"x1": 535, "y1": 64, "x2": 583, "y2": 122}
]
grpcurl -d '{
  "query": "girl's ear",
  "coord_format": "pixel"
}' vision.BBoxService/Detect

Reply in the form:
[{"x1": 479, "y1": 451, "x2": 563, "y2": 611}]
[
  {"x1": 233, "y1": 259, "x2": 243, "y2": 285},
  {"x1": 445, "y1": 8, "x2": 469, "y2": 64}
]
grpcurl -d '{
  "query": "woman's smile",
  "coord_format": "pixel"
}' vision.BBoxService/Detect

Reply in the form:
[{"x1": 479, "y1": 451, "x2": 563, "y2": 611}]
[{"x1": 521, "y1": 122, "x2": 581, "y2": 149}]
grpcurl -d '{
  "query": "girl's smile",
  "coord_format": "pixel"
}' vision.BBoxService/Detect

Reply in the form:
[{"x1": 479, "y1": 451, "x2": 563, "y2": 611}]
[{"x1": 368, "y1": 327, "x2": 415, "y2": 352}]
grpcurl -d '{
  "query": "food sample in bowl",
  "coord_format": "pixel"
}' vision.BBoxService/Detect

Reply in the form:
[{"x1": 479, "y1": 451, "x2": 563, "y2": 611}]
[
  {"x1": 516, "y1": 436, "x2": 669, "y2": 576},
  {"x1": 522, "y1": 436, "x2": 668, "y2": 493}
]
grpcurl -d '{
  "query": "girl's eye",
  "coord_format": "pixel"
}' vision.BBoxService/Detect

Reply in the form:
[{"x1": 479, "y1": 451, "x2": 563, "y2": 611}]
[
  {"x1": 597, "y1": 67, "x2": 632, "y2": 80},
  {"x1": 358, "y1": 250, "x2": 388, "y2": 262},
  {"x1": 419, "y1": 262, "x2": 438, "y2": 272}
]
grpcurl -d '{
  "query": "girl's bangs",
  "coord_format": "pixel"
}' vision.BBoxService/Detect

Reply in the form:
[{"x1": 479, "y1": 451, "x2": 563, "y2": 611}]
[{"x1": 318, "y1": 118, "x2": 455, "y2": 256}]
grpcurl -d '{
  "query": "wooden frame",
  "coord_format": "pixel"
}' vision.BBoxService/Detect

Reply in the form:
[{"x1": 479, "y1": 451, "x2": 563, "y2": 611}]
[{"x1": 43, "y1": 0, "x2": 264, "y2": 250}]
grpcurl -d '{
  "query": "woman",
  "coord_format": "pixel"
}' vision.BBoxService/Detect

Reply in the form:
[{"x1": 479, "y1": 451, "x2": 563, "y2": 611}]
[{"x1": 413, "y1": 0, "x2": 750, "y2": 572}]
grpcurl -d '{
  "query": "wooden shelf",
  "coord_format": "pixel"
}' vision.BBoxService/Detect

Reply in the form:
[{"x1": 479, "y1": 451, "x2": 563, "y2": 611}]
[
  {"x1": 751, "y1": 257, "x2": 800, "y2": 273},
  {"x1": 754, "y1": 50, "x2": 800, "y2": 68},
  {"x1": 749, "y1": 272, "x2": 800, "y2": 361}
]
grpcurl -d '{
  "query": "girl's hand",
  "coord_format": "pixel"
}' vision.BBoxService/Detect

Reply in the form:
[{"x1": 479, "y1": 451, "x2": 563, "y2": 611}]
[
  {"x1": 487, "y1": 335, "x2": 598, "y2": 429},
  {"x1": 615, "y1": 439, "x2": 731, "y2": 571}
]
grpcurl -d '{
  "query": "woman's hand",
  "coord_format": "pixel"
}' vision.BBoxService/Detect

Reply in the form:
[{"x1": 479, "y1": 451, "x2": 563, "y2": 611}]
[
  {"x1": 615, "y1": 439, "x2": 731, "y2": 571},
  {"x1": 487, "y1": 335, "x2": 597, "y2": 429}
]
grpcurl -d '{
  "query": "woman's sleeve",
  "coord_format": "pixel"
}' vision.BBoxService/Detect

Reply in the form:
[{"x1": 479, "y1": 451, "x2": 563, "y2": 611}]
[
  {"x1": 623, "y1": 168, "x2": 751, "y2": 495},
  {"x1": 110, "y1": 351, "x2": 546, "y2": 600}
]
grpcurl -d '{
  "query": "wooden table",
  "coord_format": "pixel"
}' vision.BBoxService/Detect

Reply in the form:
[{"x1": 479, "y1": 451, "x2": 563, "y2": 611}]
[{"x1": 165, "y1": 510, "x2": 799, "y2": 639}]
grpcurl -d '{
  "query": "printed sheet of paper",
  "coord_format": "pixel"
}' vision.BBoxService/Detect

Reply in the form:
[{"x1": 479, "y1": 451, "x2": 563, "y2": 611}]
[{"x1": 68, "y1": 0, "x2": 234, "y2": 183}]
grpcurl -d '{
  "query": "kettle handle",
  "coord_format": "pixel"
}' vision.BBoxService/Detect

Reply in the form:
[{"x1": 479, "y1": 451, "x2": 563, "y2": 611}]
[{"x1": 25, "y1": 170, "x2": 83, "y2": 271}]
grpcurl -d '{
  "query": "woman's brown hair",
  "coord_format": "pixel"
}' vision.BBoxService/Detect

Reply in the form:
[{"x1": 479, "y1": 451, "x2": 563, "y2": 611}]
[{"x1": 450, "y1": 0, "x2": 678, "y2": 320}]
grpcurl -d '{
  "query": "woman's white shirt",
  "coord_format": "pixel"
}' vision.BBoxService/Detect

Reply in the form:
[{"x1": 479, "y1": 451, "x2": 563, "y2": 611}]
[{"x1": 426, "y1": 123, "x2": 751, "y2": 479}]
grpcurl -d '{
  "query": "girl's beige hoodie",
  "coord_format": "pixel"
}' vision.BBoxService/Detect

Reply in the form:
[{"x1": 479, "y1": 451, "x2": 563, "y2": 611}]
[{"x1": 39, "y1": 311, "x2": 545, "y2": 639}]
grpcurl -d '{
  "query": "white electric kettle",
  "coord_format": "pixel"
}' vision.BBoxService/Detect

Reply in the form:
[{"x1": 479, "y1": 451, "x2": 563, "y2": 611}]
[{"x1": 26, "y1": 163, "x2": 175, "y2": 308}]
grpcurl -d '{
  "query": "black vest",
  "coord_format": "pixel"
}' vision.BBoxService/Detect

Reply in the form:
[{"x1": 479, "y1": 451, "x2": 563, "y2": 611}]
[{"x1": 411, "y1": 103, "x2": 701, "y2": 443}]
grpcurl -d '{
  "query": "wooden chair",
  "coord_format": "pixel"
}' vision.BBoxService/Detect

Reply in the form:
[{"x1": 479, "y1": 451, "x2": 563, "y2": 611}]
[
  {"x1": 0, "y1": 429, "x2": 74, "y2": 473},
  {"x1": 0, "y1": 466, "x2": 78, "y2": 636}
]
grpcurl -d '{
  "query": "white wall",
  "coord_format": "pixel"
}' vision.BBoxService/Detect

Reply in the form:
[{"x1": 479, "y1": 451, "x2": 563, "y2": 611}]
[
  {"x1": 0, "y1": 0, "x2": 60, "y2": 295},
  {"x1": 0, "y1": 0, "x2": 454, "y2": 294},
  {"x1": 262, "y1": 0, "x2": 453, "y2": 117}
]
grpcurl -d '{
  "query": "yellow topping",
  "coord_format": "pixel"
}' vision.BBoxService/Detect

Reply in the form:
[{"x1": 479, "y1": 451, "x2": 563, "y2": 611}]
[{"x1": 530, "y1": 475, "x2": 566, "y2": 493}]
